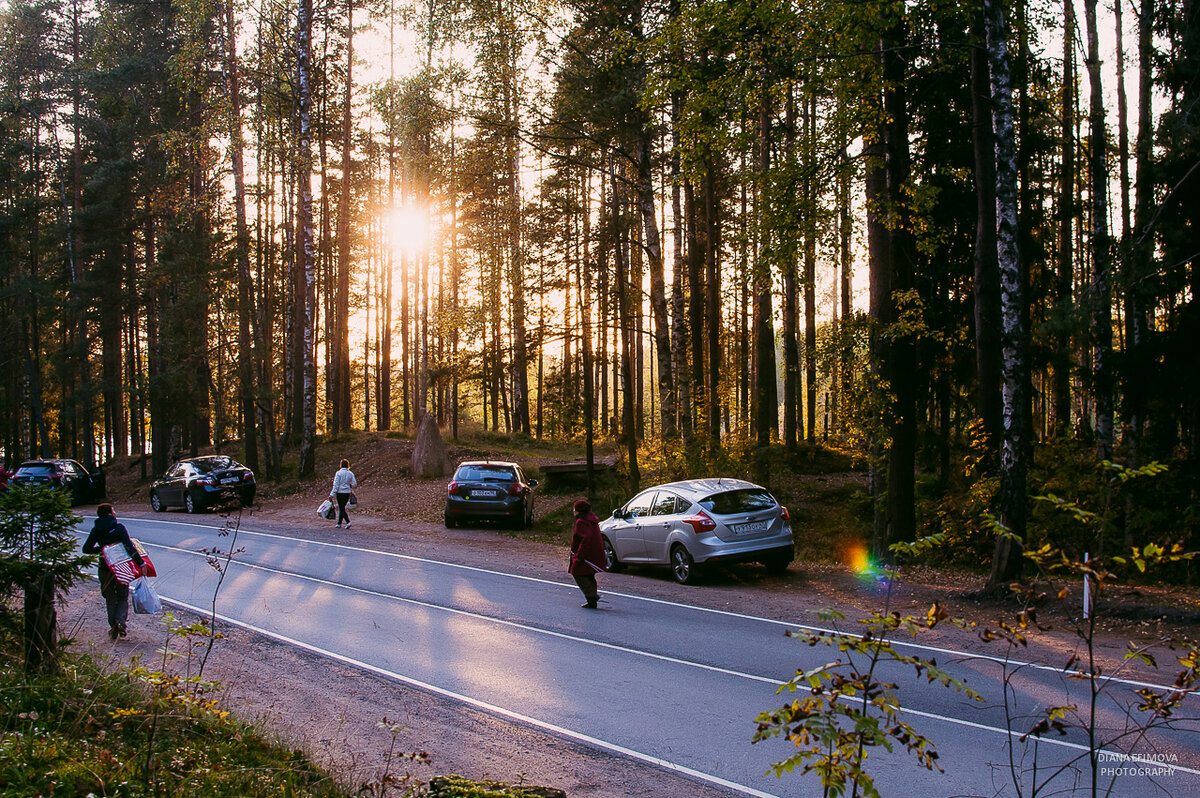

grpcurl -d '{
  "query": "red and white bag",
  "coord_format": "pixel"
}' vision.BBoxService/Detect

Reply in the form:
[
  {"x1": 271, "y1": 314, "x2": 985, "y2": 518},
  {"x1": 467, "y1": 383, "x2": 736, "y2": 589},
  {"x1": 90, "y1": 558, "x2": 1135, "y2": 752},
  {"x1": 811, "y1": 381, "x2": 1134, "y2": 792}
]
[{"x1": 102, "y1": 539, "x2": 156, "y2": 585}]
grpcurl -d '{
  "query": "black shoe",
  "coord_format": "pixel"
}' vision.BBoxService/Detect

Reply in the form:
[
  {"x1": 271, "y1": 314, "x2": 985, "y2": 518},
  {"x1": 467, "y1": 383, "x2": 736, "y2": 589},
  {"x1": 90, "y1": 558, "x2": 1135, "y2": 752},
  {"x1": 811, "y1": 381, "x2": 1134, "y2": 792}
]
[
  {"x1": 109, "y1": 626, "x2": 119, "y2": 640},
  {"x1": 582, "y1": 599, "x2": 598, "y2": 609},
  {"x1": 117, "y1": 624, "x2": 127, "y2": 638}
]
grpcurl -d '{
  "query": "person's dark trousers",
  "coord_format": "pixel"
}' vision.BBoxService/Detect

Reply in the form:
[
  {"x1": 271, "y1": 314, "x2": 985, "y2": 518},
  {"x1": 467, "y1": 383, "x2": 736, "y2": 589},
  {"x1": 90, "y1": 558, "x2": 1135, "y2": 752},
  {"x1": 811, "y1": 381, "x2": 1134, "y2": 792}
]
[
  {"x1": 99, "y1": 564, "x2": 128, "y2": 635},
  {"x1": 574, "y1": 573, "x2": 598, "y2": 607},
  {"x1": 336, "y1": 492, "x2": 351, "y2": 525}
]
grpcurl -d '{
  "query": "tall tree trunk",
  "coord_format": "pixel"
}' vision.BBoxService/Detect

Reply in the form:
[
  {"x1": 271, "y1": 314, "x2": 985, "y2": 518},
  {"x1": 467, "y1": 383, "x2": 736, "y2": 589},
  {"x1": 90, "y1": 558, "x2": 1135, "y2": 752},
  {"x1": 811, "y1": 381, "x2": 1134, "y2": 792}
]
[
  {"x1": 221, "y1": 0, "x2": 259, "y2": 471},
  {"x1": 612, "y1": 151, "x2": 639, "y2": 491},
  {"x1": 1122, "y1": 0, "x2": 1155, "y2": 546},
  {"x1": 984, "y1": 0, "x2": 1030, "y2": 590},
  {"x1": 704, "y1": 160, "x2": 721, "y2": 446},
  {"x1": 972, "y1": 9, "x2": 1003, "y2": 450},
  {"x1": 755, "y1": 84, "x2": 777, "y2": 470},
  {"x1": 1054, "y1": 0, "x2": 1076, "y2": 436},
  {"x1": 296, "y1": 0, "x2": 318, "y2": 477},
  {"x1": 639, "y1": 135, "x2": 675, "y2": 439},
  {"x1": 803, "y1": 93, "x2": 818, "y2": 443},
  {"x1": 333, "y1": 0, "x2": 354, "y2": 434},
  {"x1": 782, "y1": 89, "x2": 799, "y2": 451},
  {"x1": 1083, "y1": 0, "x2": 1114, "y2": 461}
]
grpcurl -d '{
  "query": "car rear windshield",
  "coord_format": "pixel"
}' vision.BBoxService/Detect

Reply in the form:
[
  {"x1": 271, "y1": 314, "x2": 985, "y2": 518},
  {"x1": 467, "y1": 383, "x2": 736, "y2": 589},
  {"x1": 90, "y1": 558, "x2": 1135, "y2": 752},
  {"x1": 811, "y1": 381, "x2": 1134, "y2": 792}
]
[
  {"x1": 16, "y1": 464, "x2": 56, "y2": 475},
  {"x1": 455, "y1": 466, "x2": 516, "y2": 482},
  {"x1": 699, "y1": 488, "x2": 776, "y2": 515},
  {"x1": 193, "y1": 457, "x2": 237, "y2": 474}
]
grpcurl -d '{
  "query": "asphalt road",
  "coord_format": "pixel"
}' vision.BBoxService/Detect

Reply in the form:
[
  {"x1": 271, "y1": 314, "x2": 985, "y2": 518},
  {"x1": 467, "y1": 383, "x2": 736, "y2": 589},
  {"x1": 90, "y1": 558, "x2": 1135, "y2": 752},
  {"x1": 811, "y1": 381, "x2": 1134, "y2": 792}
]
[{"x1": 79, "y1": 517, "x2": 1200, "y2": 798}]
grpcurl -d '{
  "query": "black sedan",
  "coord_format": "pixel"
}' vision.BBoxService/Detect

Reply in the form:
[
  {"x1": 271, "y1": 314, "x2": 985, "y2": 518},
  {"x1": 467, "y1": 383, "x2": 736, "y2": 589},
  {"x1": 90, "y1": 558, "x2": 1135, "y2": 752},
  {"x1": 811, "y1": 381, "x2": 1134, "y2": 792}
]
[
  {"x1": 150, "y1": 455, "x2": 256, "y2": 513},
  {"x1": 445, "y1": 460, "x2": 538, "y2": 529},
  {"x1": 11, "y1": 459, "x2": 106, "y2": 505}
]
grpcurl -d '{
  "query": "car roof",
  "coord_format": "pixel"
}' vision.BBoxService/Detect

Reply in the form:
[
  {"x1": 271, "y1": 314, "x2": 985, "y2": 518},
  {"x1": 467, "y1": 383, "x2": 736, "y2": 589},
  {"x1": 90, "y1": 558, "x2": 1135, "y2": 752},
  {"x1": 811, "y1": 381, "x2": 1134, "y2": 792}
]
[
  {"x1": 637, "y1": 478, "x2": 765, "y2": 502},
  {"x1": 18, "y1": 459, "x2": 79, "y2": 466},
  {"x1": 455, "y1": 460, "x2": 519, "y2": 468}
]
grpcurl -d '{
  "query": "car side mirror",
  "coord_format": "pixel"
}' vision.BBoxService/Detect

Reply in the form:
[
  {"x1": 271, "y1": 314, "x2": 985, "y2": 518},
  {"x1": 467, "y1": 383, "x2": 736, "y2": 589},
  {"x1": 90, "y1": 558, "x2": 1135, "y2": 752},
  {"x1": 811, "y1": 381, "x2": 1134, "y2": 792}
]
[
  {"x1": 527, "y1": 479, "x2": 539, "y2": 488},
  {"x1": 613, "y1": 508, "x2": 626, "y2": 520}
]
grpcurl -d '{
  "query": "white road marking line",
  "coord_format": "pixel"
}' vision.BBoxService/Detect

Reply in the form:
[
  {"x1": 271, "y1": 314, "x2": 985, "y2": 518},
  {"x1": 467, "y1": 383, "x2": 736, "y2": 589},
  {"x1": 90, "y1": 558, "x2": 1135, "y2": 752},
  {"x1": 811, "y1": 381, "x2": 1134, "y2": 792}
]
[
  {"x1": 160, "y1": 594, "x2": 783, "y2": 798},
  {"x1": 140, "y1": 520, "x2": 1189, "y2": 697},
  {"x1": 131, "y1": 532, "x2": 1200, "y2": 772}
]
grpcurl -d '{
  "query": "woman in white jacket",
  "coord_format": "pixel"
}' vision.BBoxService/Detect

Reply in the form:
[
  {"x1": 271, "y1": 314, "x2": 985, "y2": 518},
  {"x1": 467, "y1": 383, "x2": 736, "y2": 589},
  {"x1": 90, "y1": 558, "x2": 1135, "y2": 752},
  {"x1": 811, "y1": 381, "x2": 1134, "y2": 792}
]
[{"x1": 330, "y1": 459, "x2": 358, "y2": 528}]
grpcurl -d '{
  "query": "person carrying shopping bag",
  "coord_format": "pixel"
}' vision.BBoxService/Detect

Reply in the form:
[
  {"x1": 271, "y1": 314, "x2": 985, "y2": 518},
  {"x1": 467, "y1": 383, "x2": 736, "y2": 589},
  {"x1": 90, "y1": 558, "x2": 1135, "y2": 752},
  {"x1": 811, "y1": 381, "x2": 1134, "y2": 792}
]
[
  {"x1": 330, "y1": 459, "x2": 358, "y2": 528},
  {"x1": 81, "y1": 504, "x2": 145, "y2": 639}
]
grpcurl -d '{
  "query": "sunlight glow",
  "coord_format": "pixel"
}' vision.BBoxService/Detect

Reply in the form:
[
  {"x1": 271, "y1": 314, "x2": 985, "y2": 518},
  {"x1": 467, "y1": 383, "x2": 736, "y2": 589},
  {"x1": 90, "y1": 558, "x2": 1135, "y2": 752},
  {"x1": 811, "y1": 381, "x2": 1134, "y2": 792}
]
[{"x1": 387, "y1": 205, "x2": 430, "y2": 257}]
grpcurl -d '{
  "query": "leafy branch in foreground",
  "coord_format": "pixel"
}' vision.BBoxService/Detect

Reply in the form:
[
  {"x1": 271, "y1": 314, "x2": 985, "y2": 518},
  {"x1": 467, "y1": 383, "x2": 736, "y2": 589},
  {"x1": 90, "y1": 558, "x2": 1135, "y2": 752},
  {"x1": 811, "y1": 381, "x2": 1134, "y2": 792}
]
[
  {"x1": 755, "y1": 544, "x2": 981, "y2": 798},
  {"x1": 980, "y1": 460, "x2": 1199, "y2": 797}
]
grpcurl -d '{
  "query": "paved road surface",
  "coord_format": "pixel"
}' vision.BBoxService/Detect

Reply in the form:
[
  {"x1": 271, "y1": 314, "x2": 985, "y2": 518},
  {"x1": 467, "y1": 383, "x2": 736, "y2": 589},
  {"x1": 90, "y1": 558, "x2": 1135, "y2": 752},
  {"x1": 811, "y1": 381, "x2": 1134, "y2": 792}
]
[{"x1": 79, "y1": 517, "x2": 1200, "y2": 797}]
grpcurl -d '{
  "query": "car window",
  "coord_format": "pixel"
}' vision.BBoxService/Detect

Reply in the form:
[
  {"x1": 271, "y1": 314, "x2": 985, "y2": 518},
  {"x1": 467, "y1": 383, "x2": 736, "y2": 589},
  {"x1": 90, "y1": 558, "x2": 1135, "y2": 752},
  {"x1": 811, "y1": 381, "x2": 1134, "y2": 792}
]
[
  {"x1": 194, "y1": 457, "x2": 236, "y2": 473},
  {"x1": 651, "y1": 492, "x2": 681, "y2": 516},
  {"x1": 456, "y1": 466, "x2": 516, "y2": 482},
  {"x1": 167, "y1": 464, "x2": 186, "y2": 478},
  {"x1": 625, "y1": 491, "x2": 656, "y2": 519},
  {"x1": 699, "y1": 488, "x2": 776, "y2": 515},
  {"x1": 62, "y1": 462, "x2": 84, "y2": 476},
  {"x1": 18, "y1": 464, "x2": 55, "y2": 476}
]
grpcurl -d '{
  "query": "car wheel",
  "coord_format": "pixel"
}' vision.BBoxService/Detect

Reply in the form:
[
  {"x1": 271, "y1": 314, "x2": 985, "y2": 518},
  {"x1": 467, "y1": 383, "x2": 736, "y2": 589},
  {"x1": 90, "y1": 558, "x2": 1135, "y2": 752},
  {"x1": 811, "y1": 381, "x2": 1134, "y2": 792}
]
[
  {"x1": 444, "y1": 514, "x2": 457, "y2": 529},
  {"x1": 763, "y1": 553, "x2": 791, "y2": 576},
  {"x1": 602, "y1": 536, "x2": 625, "y2": 573},
  {"x1": 513, "y1": 501, "x2": 528, "y2": 530},
  {"x1": 150, "y1": 491, "x2": 164, "y2": 512},
  {"x1": 671, "y1": 545, "x2": 697, "y2": 585},
  {"x1": 185, "y1": 491, "x2": 201, "y2": 514},
  {"x1": 239, "y1": 488, "x2": 256, "y2": 507}
]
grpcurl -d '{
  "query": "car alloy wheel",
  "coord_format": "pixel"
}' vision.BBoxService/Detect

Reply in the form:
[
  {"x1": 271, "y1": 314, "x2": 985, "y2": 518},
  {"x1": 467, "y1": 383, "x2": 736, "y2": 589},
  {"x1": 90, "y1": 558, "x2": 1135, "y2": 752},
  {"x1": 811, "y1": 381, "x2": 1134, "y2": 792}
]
[
  {"x1": 602, "y1": 537, "x2": 624, "y2": 572},
  {"x1": 671, "y1": 545, "x2": 696, "y2": 585},
  {"x1": 150, "y1": 491, "x2": 164, "y2": 512},
  {"x1": 185, "y1": 492, "x2": 199, "y2": 514}
]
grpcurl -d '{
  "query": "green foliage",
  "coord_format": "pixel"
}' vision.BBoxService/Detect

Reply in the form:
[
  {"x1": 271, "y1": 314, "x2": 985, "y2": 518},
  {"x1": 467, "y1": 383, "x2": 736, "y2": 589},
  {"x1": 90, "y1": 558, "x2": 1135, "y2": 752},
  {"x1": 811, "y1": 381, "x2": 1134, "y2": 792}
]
[
  {"x1": 755, "y1": 601, "x2": 980, "y2": 797},
  {"x1": 425, "y1": 774, "x2": 563, "y2": 797},
  {"x1": 0, "y1": 485, "x2": 93, "y2": 606},
  {"x1": 0, "y1": 622, "x2": 348, "y2": 798}
]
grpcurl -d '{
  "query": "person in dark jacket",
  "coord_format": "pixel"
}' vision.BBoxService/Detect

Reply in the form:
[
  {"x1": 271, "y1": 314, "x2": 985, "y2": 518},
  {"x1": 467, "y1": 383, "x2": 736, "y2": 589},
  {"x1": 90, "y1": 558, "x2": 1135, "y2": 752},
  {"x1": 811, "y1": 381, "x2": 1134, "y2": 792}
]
[
  {"x1": 569, "y1": 498, "x2": 607, "y2": 609},
  {"x1": 81, "y1": 503, "x2": 144, "y2": 639}
]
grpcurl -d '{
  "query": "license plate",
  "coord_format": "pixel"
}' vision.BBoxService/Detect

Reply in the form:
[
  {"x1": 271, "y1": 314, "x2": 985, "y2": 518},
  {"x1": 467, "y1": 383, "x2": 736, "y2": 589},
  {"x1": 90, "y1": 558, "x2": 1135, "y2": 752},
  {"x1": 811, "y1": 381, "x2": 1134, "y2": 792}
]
[
  {"x1": 221, "y1": 477, "x2": 240, "y2": 485},
  {"x1": 470, "y1": 490, "x2": 498, "y2": 499},
  {"x1": 732, "y1": 520, "x2": 768, "y2": 535}
]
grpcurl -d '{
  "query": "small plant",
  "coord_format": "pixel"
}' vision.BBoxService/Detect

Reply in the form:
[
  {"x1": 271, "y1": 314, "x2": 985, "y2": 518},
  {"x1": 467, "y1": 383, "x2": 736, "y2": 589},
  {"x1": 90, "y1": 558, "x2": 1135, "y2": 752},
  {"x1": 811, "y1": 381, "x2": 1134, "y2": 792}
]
[
  {"x1": 0, "y1": 484, "x2": 94, "y2": 673},
  {"x1": 980, "y1": 461, "x2": 1199, "y2": 797},
  {"x1": 755, "y1": 539, "x2": 981, "y2": 798}
]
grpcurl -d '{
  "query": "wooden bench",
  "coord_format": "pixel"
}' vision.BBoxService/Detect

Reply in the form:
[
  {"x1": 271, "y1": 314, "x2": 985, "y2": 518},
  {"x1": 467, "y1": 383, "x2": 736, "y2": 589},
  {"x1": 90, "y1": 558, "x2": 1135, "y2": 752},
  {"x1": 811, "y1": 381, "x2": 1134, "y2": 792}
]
[{"x1": 539, "y1": 458, "x2": 615, "y2": 491}]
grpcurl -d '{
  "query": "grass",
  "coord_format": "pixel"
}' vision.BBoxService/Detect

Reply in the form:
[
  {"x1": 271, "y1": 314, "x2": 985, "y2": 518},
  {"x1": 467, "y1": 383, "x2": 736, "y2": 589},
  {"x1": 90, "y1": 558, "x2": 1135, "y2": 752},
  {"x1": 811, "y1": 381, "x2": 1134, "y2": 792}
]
[
  {"x1": 0, "y1": 616, "x2": 346, "y2": 798},
  {"x1": 0, "y1": 614, "x2": 571, "y2": 798}
]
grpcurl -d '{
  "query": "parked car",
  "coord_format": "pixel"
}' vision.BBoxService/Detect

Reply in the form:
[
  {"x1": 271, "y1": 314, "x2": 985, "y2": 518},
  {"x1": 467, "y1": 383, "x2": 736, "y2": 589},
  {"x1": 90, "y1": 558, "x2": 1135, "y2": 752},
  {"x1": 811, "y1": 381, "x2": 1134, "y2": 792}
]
[
  {"x1": 445, "y1": 460, "x2": 538, "y2": 529},
  {"x1": 11, "y1": 459, "x2": 106, "y2": 505},
  {"x1": 599, "y1": 478, "x2": 793, "y2": 585},
  {"x1": 149, "y1": 455, "x2": 256, "y2": 513}
]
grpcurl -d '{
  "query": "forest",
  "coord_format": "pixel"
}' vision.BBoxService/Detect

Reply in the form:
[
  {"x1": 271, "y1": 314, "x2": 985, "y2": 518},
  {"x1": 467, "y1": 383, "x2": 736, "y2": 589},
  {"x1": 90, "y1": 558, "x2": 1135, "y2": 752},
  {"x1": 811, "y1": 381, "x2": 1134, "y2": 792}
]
[{"x1": 0, "y1": 0, "x2": 1196, "y2": 585}]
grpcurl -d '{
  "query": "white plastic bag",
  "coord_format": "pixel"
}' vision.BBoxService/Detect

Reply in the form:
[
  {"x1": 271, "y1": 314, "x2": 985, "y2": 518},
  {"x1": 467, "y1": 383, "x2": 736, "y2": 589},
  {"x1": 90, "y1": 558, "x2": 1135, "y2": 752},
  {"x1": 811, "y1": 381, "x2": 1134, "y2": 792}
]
[
  {"x1": 129, "y1": 576, "x2": 163, "y2": 614},
  {"x1": 317, "y1": 499, "x2": 333, "y2": 518}
]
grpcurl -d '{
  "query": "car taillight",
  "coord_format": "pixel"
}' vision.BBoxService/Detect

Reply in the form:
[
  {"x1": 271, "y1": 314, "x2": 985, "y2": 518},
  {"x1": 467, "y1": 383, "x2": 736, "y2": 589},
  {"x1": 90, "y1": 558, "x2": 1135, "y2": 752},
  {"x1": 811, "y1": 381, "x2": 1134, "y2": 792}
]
[
  {"x1": 683, "y1": 512, "x2": 716, "y2": 534},
  {"x1": 508, "y1": 482, "x2": 522, "y2": 495},
  {"x1": 780, "y1": 506, "x2": 790, "y2": 521},
  {"x1": 195, "y1": 476, "x2": 215, "y2": 486},
  {"x1": 447, "y1": 481, "x2": 458, "y2": 494}
]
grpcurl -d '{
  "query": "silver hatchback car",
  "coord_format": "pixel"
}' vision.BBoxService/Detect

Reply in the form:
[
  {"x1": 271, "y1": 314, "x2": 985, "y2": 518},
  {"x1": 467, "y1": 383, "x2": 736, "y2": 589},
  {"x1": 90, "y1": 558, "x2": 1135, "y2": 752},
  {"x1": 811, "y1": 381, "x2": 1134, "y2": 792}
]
[{"x1": 599, "y1": 478, "x2": 794, "y2": 584}]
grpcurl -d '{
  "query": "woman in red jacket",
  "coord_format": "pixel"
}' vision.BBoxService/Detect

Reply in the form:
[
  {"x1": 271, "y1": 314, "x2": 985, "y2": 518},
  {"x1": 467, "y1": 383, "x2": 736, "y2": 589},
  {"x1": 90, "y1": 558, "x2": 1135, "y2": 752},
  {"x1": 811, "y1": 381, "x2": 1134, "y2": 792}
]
[{"x1": 569, "y1": 499, "x2": 607, "y2": 609}]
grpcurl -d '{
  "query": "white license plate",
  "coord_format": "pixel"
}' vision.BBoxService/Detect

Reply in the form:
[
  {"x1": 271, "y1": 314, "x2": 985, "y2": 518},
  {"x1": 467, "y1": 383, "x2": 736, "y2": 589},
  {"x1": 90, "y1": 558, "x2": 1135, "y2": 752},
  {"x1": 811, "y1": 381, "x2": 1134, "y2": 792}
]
[
  {"x1": 221, "y1": 477, "x2": 240, "y2": 484},
  {"x1": 732, "y1": 520, "x2": 768, "y2": 535},
  {"x1": 470, "y1": 490, "x2": 498, "y2": 499}
]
